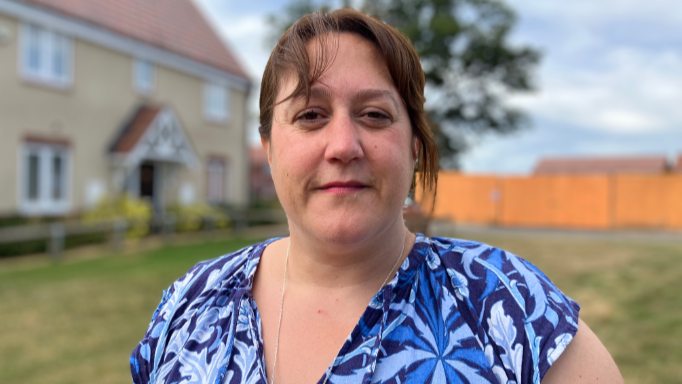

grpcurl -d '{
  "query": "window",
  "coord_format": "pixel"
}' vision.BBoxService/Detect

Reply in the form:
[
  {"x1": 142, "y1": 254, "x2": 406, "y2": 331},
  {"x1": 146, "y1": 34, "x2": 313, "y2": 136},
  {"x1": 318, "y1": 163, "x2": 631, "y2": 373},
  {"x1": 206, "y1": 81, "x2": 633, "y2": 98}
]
[
  {"x1": 134, "y1": 59, "x2": 155, "y2": 94},
  {"x1": 21, "y1": 24, "x2": 73, "y2": 87},
  {"x1": 204, "y1": 83, "x2": 230, "y2": 123},
  {"x1": 21, "y1": 141, "x2": 71, "y2": 215},
  {"x1": 207, "y1": 158, "x2": 229, "y2": 204}
]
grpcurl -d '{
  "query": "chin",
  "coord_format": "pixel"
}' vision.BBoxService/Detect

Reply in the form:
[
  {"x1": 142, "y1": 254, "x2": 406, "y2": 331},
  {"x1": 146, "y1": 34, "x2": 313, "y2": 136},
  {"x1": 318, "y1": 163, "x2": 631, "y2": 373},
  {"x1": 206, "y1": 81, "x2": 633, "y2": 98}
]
[{"x1": 307, "y1": 212, "x2": 395, "y2": 246}]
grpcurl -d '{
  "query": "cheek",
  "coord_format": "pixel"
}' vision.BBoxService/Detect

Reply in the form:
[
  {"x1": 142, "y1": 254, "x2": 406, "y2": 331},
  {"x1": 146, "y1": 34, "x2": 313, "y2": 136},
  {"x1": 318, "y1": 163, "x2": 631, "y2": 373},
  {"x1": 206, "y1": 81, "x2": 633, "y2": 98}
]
[
  {"x1": 269, "y1": 132, "x2": 321, "y2": 192},
  {"x1": 372, "y1": 136, "x2": 415, "y2": 182}
]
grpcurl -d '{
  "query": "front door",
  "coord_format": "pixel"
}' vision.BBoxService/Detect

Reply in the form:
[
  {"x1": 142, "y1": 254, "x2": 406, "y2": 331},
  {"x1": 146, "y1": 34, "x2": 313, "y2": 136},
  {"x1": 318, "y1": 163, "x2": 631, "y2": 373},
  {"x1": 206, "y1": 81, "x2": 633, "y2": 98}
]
[{"x1": 140, "y1": 162, "x2": 155, "y2": 209}]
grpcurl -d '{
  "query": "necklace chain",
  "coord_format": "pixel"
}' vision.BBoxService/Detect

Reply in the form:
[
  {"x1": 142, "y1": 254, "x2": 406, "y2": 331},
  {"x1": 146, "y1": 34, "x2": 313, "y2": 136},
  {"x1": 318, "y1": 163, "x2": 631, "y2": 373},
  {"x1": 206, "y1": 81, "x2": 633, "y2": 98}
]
[{"x1": 270, "y1": 236, "x2": 407, "y2": 384}]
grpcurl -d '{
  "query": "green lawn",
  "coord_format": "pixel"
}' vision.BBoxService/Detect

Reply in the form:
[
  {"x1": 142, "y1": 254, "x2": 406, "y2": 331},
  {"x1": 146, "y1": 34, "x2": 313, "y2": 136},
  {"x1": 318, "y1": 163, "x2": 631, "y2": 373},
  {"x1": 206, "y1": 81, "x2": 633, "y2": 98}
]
[
  {"x1": 0, "y1": 232, "x2": 680, "y2": 383},
  {"x1": 0, "y1": 238, "x2": 259, "y2": 384}
]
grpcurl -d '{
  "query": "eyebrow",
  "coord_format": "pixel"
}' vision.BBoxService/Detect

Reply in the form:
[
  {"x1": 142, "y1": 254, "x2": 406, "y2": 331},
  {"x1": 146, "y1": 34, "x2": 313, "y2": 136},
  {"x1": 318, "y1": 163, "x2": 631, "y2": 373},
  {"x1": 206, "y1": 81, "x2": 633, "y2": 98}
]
[
  {"x1": 351, "y1": 89, "x2": 400, "y2": 111},
  {"x1": 296, "y1": 87, "x2": 400, "y2": 110}
]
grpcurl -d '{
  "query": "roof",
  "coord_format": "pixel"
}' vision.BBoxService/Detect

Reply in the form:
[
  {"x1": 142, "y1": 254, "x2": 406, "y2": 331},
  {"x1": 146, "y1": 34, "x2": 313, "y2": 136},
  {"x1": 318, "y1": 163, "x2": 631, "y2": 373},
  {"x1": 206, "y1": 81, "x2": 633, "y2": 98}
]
[
  {"x1": 19, "y1": 0, "x2": 249, "y2": 80},
  {"x1": 110, "y1": 104, "x2": 198, "y2": 167},
  {"x1": 534, "y1": 156, "x2": 670, "y2": 175},
  {"x1": 110, "y1": 105, "x2": 162, "y2": 153},
  {"x1": 677, "y1": 156, "x2": 682, "y2": 172}
]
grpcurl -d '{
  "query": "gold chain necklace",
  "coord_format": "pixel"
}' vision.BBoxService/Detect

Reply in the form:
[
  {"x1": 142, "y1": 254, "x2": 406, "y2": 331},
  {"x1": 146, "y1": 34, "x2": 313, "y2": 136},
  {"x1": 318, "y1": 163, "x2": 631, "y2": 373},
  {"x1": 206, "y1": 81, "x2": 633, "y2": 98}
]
[{"x1": 270, "y1": 236, "x2": 406, "y2": 384}]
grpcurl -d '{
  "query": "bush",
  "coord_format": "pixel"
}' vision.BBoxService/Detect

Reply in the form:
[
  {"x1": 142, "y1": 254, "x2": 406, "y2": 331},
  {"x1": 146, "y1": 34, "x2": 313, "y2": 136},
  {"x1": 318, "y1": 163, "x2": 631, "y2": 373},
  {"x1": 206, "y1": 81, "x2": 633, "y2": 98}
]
[
  {"x1": 0, "y1": 232, "x2": 109, "y2": 258},
  {"x1": 167, "y1": 203, "x2": 231, "y2": 232},
  {"x1": 82, "y1": 195, "x2": 152, "y2": 239}
]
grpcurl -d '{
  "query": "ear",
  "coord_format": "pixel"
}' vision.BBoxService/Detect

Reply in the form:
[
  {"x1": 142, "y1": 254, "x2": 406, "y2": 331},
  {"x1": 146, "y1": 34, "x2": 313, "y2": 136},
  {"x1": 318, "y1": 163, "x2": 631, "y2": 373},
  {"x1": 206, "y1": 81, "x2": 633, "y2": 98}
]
[
  {"x1": 261, "y1": 136, "x2": 272, "y2": 166},
  {"x1": 411, "y1": 136, "x2": 420, "y2": 164}
]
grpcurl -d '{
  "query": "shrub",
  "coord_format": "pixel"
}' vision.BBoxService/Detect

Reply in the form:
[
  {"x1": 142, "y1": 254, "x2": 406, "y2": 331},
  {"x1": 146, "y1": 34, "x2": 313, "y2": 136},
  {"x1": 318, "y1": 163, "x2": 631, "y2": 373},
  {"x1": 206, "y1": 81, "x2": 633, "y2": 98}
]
[
  {"x1": 167, "y1": 203, "x2": 231, "y2": 232},
  {"x1": 82, "y1": 195, "x2": 152, "y2": 239}
]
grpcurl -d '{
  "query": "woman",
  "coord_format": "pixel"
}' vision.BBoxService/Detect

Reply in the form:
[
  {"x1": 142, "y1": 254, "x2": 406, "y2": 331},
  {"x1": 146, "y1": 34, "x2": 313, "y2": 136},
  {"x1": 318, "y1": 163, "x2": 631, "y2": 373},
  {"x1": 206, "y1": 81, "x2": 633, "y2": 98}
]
[{"x1": 131, "y1": 9, "x2": 622, "y2": 384}]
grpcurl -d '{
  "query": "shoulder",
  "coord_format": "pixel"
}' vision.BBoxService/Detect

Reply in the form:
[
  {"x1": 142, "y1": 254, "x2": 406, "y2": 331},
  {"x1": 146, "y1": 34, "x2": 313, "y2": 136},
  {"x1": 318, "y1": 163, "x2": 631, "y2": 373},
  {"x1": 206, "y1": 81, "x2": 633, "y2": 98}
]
[
  {"x1": 425, "y1": 236, "x2": 581, "y2": 383},
  {"x1": 130, "y1": 238, "x2": 276, "y2": 384},
  {"x1": 426, "y1": 236, "x2": 580, "y2": 321},
  {"x1": 166, "y1": 239, "x2": 272, "y2": 302}
]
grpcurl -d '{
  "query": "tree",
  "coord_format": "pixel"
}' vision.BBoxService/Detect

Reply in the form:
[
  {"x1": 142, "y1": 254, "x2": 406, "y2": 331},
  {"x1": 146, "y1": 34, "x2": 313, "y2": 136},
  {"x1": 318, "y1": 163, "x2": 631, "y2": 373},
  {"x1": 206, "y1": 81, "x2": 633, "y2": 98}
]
[{"x1": 267, "y1": 0, "x2": 540, "y2": 168}]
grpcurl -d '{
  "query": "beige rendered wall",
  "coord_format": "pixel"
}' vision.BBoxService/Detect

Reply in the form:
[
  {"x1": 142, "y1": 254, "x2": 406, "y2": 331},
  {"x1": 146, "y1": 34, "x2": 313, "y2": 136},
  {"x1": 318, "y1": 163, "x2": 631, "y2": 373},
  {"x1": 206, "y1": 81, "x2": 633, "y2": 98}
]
[{"x1": 0, "y1": 13, "x2": 249, "y2": 216}]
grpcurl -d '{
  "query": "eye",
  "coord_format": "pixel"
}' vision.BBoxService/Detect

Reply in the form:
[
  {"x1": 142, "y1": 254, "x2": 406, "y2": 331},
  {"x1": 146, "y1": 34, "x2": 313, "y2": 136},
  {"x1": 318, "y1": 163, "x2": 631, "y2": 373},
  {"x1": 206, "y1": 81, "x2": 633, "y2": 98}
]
[
  {"x1": 293, "y1": 108, "x2": 329, "y2": 129},
  {"x1": 360, "y1": 109, "x2": 392, "y2": 128},
  {"x1": 296, "y1": 110, "x2": 322, "y2": 121},
  {"x1": 366, "y1": 111, "x2": 390, "y2": 120}
]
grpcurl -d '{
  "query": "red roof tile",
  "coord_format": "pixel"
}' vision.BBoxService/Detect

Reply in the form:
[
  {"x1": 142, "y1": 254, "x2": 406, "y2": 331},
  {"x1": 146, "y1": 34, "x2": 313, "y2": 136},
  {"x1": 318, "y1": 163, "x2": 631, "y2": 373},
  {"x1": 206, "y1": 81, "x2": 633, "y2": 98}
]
[
  {"x1": 20, "y1": 0, "x2": 249, "y2": 79},
  {"x1": 110, "y1": 105, "x2": 161, "y2": 153},
  {"x1": 534, "y1": 156, "x2": 670, "y2": 175}
]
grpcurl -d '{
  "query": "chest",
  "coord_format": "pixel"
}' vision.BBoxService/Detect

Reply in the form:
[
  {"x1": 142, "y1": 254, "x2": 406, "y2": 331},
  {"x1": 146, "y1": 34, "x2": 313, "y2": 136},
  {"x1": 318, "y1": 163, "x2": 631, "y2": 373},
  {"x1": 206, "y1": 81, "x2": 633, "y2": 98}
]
[
  {"x1": 257, "y1": 289, "x2": 372, "y2": 384},
  {"x1": 152, "y1": 265, "x2": 503, "y2": 384},
  {"x1": 233, "y1": 291, "x2": 497, "y2": 384}
]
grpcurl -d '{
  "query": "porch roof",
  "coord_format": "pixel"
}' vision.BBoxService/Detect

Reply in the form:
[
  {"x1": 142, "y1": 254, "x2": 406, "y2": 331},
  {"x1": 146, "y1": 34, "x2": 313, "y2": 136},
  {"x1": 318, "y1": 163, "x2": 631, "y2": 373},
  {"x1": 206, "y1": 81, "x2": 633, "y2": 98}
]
[{"x1": 109, "y1": 104, "x2": 197, "y2": 168}]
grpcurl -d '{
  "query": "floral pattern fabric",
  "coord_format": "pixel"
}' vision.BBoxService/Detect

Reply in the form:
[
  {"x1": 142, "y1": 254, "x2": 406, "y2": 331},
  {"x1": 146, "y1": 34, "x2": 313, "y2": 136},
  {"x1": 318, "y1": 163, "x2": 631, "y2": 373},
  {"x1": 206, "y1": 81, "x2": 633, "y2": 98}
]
[{"x1": 131, "y1": 234, "x2": 580, "y2": 384}]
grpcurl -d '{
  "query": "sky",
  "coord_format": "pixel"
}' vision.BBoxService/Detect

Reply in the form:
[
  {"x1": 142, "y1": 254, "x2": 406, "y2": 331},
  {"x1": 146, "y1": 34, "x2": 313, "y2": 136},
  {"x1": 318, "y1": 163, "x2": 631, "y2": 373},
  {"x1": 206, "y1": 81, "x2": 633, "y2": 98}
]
[{"x1": 195, "y1": 0, "x2": 682, "y2": 174}]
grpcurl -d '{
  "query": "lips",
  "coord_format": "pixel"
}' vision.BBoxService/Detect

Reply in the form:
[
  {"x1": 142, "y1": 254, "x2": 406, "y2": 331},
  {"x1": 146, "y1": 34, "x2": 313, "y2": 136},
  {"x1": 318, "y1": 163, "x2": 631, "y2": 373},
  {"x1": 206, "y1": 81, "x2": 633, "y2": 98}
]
[{"x1": 318, "y1": 181, "x2": 369, "y2": 194}]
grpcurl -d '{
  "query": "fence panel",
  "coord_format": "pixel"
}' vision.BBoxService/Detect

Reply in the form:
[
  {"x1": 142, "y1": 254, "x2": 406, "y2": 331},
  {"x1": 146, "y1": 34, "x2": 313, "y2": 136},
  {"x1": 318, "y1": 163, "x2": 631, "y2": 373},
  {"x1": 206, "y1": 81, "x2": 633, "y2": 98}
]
[
  {"x1": 432, "y1": 173, "x2": 499, "y2": 225},
  {"x1": 614, "y1": 175, "x2": 682, "y2": 229},
  {"x1": 430, "y1": 173, "x2": 682, "y2": 230}
]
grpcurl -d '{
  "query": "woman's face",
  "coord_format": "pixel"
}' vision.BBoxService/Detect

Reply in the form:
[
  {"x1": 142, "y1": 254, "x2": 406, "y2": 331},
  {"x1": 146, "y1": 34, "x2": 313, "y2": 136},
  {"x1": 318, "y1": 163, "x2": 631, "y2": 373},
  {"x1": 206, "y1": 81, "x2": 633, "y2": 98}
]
[{"x1": 264, "y1": 33, "x2": 418, "y2": 245}]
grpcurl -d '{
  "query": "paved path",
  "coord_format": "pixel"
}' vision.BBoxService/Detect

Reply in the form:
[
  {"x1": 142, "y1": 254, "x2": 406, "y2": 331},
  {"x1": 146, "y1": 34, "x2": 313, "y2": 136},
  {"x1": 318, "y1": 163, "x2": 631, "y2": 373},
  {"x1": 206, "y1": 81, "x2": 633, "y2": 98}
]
[{"x1": 430, "y1": 221, "x2": 682, "y2": 244}]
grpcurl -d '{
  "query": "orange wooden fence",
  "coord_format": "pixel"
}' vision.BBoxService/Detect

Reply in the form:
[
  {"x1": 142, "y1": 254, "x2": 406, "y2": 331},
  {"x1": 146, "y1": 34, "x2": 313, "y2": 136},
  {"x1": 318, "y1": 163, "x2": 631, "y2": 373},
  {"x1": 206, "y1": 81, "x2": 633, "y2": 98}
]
[{"x1": 423, "y1": 172, "x2": 682, "y2": 230}]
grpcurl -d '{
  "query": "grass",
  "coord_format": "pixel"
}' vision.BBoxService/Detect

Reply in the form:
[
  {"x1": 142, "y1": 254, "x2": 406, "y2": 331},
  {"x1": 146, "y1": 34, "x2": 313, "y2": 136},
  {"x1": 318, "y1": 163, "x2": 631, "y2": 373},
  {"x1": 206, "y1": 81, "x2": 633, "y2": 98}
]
[
  {"x1": 0, "y1": 231, "x2": 680, "y2": 383},
  {"x1": 0, "y1": 237, "x2": 259, "y2": 384}
]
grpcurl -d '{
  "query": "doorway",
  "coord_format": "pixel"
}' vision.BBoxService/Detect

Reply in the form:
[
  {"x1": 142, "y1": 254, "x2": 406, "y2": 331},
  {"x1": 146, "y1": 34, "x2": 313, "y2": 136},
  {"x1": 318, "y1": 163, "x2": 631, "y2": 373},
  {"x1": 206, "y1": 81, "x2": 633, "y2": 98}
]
[{"x1": 140, "y1": 163, "x2": 154, "y2": 200}]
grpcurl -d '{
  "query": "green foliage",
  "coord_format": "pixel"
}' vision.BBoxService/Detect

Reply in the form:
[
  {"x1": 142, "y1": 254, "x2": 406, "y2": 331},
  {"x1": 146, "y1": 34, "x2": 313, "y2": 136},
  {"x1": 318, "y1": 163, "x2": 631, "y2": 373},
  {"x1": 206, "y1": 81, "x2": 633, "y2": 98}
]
[
  {"x1": 0, "y1": 216, "x2": 33, "y2": 228},
  {"x1": 267, "y1": 0, "x2": 540, "y2": 168},
  {"x1": 167, "y1": 203, "x2": 231, "y2": 232},
  {"x1": 0, "y1": 233, "x2": 108, "y2": 259},
  {"x1": 82, "y1": 195, "x2": 152, "y2": 239}
]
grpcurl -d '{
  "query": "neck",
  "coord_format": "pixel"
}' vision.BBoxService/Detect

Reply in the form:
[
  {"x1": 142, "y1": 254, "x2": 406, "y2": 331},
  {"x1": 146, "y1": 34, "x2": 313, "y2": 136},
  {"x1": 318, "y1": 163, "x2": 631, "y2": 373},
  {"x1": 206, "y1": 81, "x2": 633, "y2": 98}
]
[{"x1": 285, "y1": 214, "x2": 413, "y2": 290}]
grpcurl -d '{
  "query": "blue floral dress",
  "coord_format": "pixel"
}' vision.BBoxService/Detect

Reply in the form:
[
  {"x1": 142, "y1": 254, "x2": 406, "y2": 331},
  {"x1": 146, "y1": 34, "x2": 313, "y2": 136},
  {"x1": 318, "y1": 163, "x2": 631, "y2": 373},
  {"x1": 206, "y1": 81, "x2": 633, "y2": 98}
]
[{"x1": 131, "y1": 234, "x2": 579, "y2": 384}]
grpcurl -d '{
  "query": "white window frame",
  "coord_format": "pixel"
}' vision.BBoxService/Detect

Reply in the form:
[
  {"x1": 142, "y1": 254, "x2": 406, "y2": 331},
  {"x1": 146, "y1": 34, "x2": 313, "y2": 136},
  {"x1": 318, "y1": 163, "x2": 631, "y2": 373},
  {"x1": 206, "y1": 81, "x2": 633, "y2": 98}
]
[
  {"x1": 19, "y1": 142, "x2": 72, "y2": 216},
  {"x1": 203, "y1": 82, "x2": 230, "y2": 123},
  {"x1": 19, "y1": 23, "x2": 73, "y2": 89},
  {"x1": 133, "y1": 59, "x2": 155, "y2": 94}
]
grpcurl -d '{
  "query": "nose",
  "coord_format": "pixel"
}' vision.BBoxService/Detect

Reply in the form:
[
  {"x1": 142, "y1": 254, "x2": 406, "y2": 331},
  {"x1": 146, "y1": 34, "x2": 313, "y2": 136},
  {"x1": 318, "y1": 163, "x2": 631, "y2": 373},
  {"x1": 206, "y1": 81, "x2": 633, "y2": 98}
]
[{"x1": 324, "y1": 113, "x2": 364, "y2": 164}]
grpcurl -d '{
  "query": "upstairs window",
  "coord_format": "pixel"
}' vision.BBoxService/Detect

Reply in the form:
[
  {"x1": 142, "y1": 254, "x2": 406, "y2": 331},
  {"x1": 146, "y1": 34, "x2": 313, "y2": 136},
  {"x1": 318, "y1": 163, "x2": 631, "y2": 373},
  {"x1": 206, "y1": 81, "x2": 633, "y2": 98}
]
[
  {"x1": 21, "y1": 24, "x2": 73, "y2": 87},
  {"x1": 21, "y1": 140, "x2": 71, "y2": 215},
  {"x1": 204, "y1": 83, "x2": 230, "y2": 123},
  {"x1": 134, "y1": 59, "x2": 155, "y2": 94}
]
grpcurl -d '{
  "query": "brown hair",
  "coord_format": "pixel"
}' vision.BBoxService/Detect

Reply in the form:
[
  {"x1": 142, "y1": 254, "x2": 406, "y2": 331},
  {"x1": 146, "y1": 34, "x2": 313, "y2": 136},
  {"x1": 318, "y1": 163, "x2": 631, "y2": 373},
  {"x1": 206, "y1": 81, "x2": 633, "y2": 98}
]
[{"x1": 259, "y1": 8, "x2": 438, "y2": 193}]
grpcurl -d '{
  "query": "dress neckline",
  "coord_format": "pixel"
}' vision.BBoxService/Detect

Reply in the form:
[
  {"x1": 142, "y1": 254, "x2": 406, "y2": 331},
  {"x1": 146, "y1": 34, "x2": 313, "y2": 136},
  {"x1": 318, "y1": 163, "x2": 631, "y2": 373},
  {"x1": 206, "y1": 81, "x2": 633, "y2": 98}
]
[
  {"x1": 240, "y1": 233, "x2": 430, "y2": 384},
  {"x1": 241, "y1": 233, "x2": 429, "y2": 293}
]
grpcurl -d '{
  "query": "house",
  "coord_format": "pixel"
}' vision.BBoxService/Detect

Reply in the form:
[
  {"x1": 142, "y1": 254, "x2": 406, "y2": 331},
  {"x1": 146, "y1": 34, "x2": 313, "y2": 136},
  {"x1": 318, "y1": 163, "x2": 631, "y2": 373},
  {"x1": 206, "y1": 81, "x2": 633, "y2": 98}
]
[
  {"x1": 534, "y1": 156, "x2": 671, "y2": 175},
  {"x1": 0, "y1": 0, "x2": 251, "y2": 217}
]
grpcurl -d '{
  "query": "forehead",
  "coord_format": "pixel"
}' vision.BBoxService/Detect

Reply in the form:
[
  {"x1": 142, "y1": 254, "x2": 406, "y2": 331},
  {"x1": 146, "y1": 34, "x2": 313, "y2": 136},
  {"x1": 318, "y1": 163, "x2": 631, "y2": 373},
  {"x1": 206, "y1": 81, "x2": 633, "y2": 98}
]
[{"x1": 276, "y1": 33, "x2": 397, "y2": 104}]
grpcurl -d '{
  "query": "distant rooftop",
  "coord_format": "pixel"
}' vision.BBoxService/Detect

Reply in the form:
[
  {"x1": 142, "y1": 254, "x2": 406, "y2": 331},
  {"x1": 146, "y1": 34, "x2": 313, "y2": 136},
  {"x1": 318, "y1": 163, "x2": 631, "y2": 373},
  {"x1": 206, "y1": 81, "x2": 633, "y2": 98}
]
[
  {"x1": 19, "y1": 0, "x2": 248, "y2": 80},
  {"x1": 534, "y1": 156, "x2": 671, "y2": 175}
]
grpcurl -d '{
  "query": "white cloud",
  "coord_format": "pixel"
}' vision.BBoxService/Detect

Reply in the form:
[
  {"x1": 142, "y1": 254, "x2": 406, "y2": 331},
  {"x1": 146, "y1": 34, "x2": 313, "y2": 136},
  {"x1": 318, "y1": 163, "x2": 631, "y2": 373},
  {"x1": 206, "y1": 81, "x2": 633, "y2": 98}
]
[
  {"x1": 511, "y1": 47, "x2": 682, "y2": 134},
  {"x1": 595, "y1": 109, "x2": 661, "y2": 133},
  {"x1": 507, "y1": 0, "x2": 682, "y2": 29}
]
